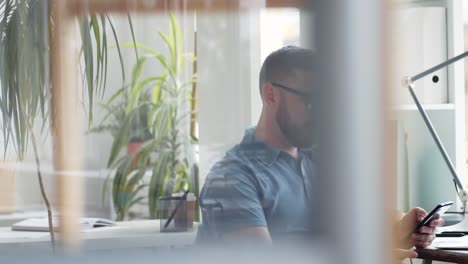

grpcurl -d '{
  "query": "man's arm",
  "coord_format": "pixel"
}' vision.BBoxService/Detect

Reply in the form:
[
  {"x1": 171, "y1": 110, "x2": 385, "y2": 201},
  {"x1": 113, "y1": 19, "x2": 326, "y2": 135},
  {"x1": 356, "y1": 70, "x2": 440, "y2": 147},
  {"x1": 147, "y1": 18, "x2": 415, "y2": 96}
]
[
  {"x1": 224, "y1": 226, "x2": 272, "y2": 244},
  {"x1": 200, "y1": 160, "x2": 269, "y2": 244}
]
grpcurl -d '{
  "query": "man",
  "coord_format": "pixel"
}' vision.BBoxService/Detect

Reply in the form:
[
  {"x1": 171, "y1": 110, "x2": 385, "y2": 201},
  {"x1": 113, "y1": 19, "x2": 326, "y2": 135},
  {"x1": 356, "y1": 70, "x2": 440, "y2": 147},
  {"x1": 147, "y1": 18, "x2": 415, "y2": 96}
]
[{"x1": 199, "y1": 46, "x2": 442, "y2": 258}]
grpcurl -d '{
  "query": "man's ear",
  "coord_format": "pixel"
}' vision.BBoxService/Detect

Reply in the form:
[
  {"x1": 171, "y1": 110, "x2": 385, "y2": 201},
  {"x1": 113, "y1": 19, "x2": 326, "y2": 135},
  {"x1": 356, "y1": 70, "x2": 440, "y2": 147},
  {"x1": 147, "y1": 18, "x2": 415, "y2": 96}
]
[{"x1": 261, "y1": 83, "x2": 278, "y2": 107}]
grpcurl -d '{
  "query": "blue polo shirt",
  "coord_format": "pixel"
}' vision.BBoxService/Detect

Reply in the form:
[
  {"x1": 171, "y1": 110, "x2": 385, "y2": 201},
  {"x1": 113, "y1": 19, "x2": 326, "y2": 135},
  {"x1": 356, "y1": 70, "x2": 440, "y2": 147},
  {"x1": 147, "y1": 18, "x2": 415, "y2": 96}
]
[{"x1": 199, "y1": 127, "x2": 316, "y2": 241}]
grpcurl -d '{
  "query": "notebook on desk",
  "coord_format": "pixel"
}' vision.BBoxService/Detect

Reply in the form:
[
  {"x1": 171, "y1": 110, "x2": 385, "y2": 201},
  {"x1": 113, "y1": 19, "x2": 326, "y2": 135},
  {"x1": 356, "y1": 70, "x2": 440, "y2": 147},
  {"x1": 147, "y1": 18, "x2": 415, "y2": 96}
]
[
  {"x1": 434, "y1": 236, "x2": 468, "y2": 250},
  {"x1": 11, "y1": 217, "x2": 115, "y2": 232}
]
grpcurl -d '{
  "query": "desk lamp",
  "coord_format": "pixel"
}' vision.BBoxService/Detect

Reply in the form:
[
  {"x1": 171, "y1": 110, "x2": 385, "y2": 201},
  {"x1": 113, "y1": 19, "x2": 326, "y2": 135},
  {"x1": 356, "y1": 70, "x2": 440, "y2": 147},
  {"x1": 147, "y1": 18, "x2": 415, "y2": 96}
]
[{"x1": 402, "y1": 51, "x2": 468, "y2": 225}]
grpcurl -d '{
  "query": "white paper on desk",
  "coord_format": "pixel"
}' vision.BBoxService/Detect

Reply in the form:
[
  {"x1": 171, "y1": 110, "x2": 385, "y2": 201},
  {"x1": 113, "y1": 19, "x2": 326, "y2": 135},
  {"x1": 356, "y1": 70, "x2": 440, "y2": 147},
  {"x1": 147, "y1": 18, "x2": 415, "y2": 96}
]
[
  {"x1": 83, "y1": 225, "x2": 122, "y2": 233},
  {"x1": 433, "y1": 236, "x2": 468, "y2": 249},
  {"x1": 11, "y1": 217, "x2": 115, "y2": 232}
]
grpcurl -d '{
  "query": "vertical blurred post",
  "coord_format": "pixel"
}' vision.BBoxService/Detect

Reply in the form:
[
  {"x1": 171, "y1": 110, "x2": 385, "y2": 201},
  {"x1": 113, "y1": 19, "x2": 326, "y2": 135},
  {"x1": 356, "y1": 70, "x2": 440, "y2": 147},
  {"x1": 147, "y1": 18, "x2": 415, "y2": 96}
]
[
  {"x1": 0, "y1": 161, "x2": 15, "y2": 214},
  {"x1": 312, "y1": 0, "x2": 393, "y2": 263},
  {"x1": 51, "y1": 0, "x2": 83, "y2": 251}
]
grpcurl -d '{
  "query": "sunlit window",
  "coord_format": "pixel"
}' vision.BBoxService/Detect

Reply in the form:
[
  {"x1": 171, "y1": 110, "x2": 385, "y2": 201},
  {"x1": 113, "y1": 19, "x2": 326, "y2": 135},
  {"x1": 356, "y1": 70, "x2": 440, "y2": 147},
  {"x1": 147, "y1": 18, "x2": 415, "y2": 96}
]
[{"x1": 260, "y1": 8, "x2": 300, "y2": 62}]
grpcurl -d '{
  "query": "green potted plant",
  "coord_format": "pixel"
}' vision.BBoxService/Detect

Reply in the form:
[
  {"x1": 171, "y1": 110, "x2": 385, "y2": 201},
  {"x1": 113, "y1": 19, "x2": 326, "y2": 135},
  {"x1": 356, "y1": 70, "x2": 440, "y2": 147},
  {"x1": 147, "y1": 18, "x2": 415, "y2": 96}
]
[
  {"x1": 136, "y1": 13, "x2": 199, "y2": 220},
  {"x1": 127, "y1": 99, "x2": 152, "y2": 165},
  {"x1": 90, "y1": 89, "x2": 153, "y2": 166},
  {"x1": 91, "y1": 82, "x2": 155, "y2": 221},
  {"x1": 93, "y1": 13, "x2": 199, "y2": 221}
]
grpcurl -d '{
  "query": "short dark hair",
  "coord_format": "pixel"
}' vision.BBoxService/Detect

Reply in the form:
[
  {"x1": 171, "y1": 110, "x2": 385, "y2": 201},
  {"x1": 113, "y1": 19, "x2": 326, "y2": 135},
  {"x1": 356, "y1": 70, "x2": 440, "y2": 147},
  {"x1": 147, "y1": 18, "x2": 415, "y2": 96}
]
[{"x1": 259, "y1": 46, "x2": 315, "y2": 93}]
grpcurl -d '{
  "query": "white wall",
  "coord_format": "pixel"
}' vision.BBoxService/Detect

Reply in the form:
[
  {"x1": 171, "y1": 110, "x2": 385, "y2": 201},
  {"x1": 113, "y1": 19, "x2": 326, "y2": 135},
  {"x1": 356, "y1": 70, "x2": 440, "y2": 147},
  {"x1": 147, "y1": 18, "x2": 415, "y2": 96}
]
[
  {"x1": 197, "y1": 11, "x2": 261, "y2": 184},
  {"x1": 392, "y1": 1, "x2": 466, "y2": 214}
]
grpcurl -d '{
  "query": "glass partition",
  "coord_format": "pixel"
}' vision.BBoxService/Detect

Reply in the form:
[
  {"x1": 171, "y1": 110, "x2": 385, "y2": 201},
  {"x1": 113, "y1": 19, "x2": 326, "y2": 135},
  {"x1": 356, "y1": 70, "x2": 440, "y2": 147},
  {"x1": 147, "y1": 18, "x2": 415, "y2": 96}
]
[{"x1": 0, "y1": 1, "x2": 391, "y2": 264}]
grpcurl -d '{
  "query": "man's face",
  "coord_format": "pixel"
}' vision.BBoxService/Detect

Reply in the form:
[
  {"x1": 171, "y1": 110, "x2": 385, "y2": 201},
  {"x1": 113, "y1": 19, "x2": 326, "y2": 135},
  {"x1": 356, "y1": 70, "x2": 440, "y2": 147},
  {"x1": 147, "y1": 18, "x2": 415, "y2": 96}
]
[{"x1": 275, "y1": 71, "x2": 315, "y2": 148}]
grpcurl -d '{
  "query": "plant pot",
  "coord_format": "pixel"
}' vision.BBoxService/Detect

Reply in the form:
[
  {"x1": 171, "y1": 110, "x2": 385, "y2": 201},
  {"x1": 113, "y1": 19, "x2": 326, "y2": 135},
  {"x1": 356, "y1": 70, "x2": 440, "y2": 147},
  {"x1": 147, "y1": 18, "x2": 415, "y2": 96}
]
[{"x1": 127, "y1": 141, "x2": 144, "y2": 167}]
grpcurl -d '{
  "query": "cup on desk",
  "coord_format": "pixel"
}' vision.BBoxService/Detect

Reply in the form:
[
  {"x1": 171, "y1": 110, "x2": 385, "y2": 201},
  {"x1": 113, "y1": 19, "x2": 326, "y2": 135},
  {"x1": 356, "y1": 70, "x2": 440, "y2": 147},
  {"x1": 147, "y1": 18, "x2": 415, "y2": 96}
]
[{"x1": 159, "y1": 193, "x2": 196, "y2": 232}]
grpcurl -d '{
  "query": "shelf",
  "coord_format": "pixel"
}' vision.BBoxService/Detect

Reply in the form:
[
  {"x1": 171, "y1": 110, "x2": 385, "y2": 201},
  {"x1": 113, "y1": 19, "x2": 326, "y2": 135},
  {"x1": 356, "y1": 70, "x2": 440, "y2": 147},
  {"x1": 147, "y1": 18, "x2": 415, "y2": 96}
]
[
  {"x1": 392, "y1": 103, "x2": 455, "y2": 111},
  {"x1": 389, "y1": 104, "x2": 455, "y2": 120}
]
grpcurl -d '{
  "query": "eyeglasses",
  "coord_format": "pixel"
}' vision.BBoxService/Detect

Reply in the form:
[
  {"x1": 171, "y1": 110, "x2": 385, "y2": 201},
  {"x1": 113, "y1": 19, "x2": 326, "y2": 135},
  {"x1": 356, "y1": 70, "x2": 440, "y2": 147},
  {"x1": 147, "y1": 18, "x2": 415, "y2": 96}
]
[{"x1": 271, "y1": 82, "x2": 312, "y2": 110}]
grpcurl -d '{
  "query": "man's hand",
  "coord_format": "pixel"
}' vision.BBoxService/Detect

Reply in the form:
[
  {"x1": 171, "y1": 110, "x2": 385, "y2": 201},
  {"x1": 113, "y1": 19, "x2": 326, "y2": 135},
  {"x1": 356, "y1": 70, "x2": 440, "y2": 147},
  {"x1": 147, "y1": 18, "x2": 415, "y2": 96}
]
[{"x1": 398, "y1": 207, "x2": 444, "y2": 249}]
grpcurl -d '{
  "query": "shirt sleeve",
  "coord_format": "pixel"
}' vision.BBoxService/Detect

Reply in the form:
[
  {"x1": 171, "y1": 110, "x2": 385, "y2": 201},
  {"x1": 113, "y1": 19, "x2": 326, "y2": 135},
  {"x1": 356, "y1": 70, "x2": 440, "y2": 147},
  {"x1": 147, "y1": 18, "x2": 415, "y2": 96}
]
[{"x1": 200, "y1": 159, "x2": 267, "y2": 234}]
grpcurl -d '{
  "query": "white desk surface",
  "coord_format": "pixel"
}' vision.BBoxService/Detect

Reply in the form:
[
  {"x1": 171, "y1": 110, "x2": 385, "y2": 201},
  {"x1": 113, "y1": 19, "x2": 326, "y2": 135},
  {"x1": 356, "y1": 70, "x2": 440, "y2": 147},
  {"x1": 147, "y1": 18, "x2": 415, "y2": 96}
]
[
  {"x1": 0, "y1": 210, "x2": 48, "y2": 227},
  {"x1": 427, "y1": 214, "x2": 468, "y2": 250},
  {"x1": 0, "y1": 220, "x2": 198, "y2": 251}
]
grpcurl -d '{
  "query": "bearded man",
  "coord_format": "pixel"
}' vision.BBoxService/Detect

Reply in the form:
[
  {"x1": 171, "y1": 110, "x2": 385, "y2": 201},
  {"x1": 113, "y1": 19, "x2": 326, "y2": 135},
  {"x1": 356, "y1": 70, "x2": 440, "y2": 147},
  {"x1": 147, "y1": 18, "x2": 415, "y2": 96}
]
[{"x1": 199, "y1": 47, "x2": 441, "y2": 258}]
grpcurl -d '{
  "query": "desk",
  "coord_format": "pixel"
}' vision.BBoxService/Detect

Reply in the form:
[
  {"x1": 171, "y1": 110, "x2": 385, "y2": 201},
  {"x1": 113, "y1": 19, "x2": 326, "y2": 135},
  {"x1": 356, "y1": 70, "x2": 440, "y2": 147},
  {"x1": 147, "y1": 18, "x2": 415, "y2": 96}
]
[
  {"x1": 0, "y1": 220, "x2": 198, "y2": 254},
  {"x1": 416, "y1": 248, "x2": 468, "y2": 264},
  {"x1": 416, "y1": 215, "x2": 468, "y2": 264}
]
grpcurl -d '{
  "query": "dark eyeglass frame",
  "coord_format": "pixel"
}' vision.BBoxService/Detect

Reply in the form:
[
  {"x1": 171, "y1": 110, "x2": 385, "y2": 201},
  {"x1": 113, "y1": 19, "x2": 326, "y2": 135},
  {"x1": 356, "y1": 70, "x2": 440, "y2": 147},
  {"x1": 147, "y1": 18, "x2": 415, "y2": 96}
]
[{"x1": 271, "y1": 82, "x2": 312, "y2": 110}]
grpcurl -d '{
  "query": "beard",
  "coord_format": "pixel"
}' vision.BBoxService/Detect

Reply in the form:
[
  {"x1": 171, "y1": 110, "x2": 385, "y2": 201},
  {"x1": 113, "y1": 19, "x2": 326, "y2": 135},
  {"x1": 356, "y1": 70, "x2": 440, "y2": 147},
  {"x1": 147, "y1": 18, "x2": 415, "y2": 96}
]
[{"x1": 276, "y1": 101, "x2": 315, "y2": 148}]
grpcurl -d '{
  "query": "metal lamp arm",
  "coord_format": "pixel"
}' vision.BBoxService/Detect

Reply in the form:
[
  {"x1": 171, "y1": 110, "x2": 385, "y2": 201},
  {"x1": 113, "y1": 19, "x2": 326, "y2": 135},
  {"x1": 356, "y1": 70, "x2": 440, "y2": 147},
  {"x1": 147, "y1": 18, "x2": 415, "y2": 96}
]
[
  {"x1": 411, "y1": 51, "x2": 468, "y2": 82},
  {"x1": 403, "y1": 51, "x2": 468, "y2": 203}
]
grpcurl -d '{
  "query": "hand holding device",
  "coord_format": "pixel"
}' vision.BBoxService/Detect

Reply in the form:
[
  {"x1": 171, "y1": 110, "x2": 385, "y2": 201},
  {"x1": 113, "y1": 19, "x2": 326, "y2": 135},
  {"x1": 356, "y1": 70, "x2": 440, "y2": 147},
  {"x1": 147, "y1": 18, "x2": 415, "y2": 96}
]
[{"x1": 414, "y1": 201, "x2": 452, "y2": 232}]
